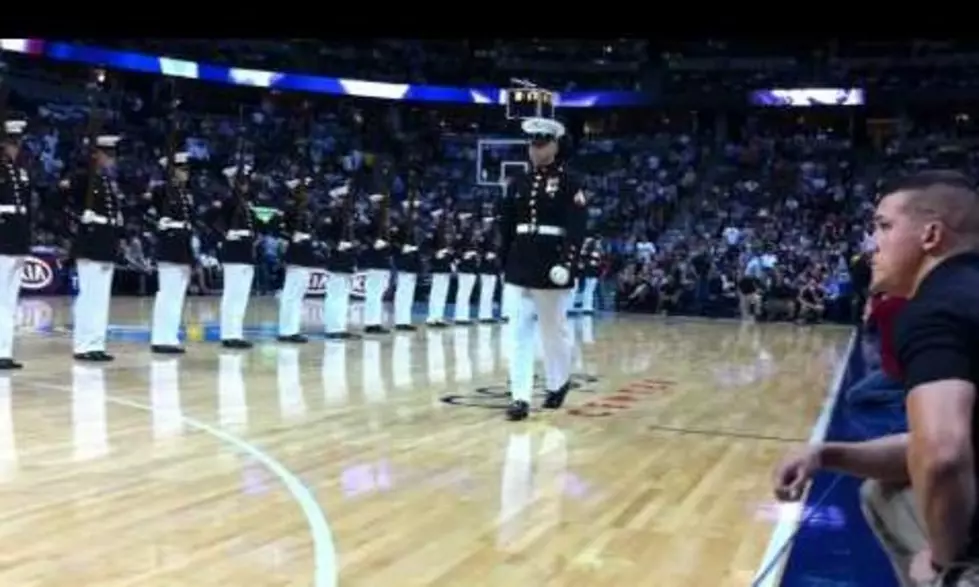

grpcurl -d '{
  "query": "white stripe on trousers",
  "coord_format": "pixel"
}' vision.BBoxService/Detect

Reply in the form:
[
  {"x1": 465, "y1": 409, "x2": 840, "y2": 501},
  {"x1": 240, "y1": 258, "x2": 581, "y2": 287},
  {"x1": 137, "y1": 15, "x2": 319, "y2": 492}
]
[
  {"x1": 220, "y1": 263, "x2": 254, "y2": 341},
  {"x1": 151, "y1": 262, "x2": 191, "y2": 347},
  {"x1": 394, "y1": 272, "x2": 417, "y2": 326},
  {"x1": 323, "y1": 273, "x2": 351, "y2": 334},
  {"x1": 453, "y1": 273, "x2": 477, "y2": 322},
  {"x1": 278, "y1": 265, "x2": 311, "y2": 337},
  {"x1": 73, "y1": 259, "x2": 115, "y2": 354},
  {"x1": 477, "y1": 274, "x2": 497, "y2": 321},
  {"x1": 0, "y1": 256, "x2": 23, "y2": 359},
  {"x1": 427, "y1": 273, "x2": 450, "y2": 323},
  {"x1": 363, "y1": 269, "x2": 390, "y2": 327},
  {"x1": 507, "y1": 286, "x2": 573, "y2": 404}
]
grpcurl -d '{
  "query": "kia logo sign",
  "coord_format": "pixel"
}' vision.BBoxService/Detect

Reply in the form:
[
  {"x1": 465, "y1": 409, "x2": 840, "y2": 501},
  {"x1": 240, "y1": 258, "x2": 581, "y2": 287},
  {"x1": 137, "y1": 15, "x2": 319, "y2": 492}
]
[
  {"x1": 20, "y1": 256, "x2": 54, "y2": 291},
  {"x1": 306, "y1": 271, "x2": 367, "y2": 299},
  {"x1": 307, "y1": 270, "x2": 327, "y2": 295}
]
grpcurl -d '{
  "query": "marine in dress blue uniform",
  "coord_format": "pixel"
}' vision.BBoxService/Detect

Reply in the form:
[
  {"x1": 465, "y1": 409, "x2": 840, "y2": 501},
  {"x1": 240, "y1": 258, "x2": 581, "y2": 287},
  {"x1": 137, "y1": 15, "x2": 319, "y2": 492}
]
[
  {"x1": 214, "y1": 164, "x2": 260, "y2": 349},
  {"x1": 477, "y1": 219, "x2": 501, "y2": 324},
  {"x1": 323, "y1": 184, "x2": 358, "y2": 340},
  {"x1": 426, "y1": 202, "x2": 456, "y2": 327},
  {"x1": 499, "y1": 117, "x2": 588, "y2": 421},
  {"x1": 0, "y1": 119, "x2": 30, "y2": 369},
  {"x1": 392, "y1": 196, "x2": 421, "y2": 331},
  {"x1": 277, "y1": 177, "x2": 317, "y2": 343},
  {"x1": 579, "y1": 236, "x2": 603, "y2": 314},
  {"x1": 360, "y1": 193, "x2": 393, "y2": 335},
  {"x1": 68, "y1": 134, "x2": 126, "y2": 362},
  {"x1": 453, "y1": 217, "x2": 480, "y2": 324},
  {"x1": 149, "y1": 151, "x2": 196, "y2": 354}
]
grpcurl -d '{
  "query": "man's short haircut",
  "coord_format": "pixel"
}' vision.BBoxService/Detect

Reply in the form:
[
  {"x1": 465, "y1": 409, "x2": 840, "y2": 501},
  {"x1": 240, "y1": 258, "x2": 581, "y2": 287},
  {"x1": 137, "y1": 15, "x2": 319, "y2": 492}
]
[{"x1": 882, "y1": 169, "x2": 979, "y2": 239}]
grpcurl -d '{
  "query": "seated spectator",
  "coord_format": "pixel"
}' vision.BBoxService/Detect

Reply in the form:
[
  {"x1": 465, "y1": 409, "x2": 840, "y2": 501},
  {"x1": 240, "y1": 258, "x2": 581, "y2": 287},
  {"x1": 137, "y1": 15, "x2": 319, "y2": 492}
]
[
  {"x1": 845, "y1": 293, "x2": 908, "y2": 407},
  {"x1": 657, "y1": 271, "x2": 683, "y2": 315},
  {"x1": 764, "y1": 273, "x2": 796, "y2": 321},
  {"x1": 796, "y1": 276, "x2": 826, "y2": 324},
  {"x1": 737, "y1": 270, "x2": 762, "y2": 319}
]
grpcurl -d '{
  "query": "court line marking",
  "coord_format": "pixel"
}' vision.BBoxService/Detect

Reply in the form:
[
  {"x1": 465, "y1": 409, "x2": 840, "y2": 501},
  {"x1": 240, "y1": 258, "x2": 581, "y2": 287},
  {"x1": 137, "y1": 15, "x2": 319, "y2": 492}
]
[
  {"x1": 751, "y1": 329, "x2": 856, "y2": 587},
  {"x1": 23, "y1": 379, "x2": 338, "y2": 587}
]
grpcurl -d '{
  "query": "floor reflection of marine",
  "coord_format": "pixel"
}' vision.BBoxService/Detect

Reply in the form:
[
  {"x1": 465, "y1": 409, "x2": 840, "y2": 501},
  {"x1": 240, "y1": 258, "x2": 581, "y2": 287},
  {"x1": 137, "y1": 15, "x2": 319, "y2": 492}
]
[
  {"x1": 496, "y1": 427, "x2": 568, "y2": 551},
  {"x1": 150, "y1": 358, "x2": 184, "y2": 440}
]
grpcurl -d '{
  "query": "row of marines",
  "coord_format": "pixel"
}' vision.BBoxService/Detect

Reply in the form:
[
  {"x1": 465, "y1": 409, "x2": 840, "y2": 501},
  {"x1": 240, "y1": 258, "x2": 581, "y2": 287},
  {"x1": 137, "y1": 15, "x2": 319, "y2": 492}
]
[{"x1": 0, "y1": 120, "x2": 602, "y2": 369}]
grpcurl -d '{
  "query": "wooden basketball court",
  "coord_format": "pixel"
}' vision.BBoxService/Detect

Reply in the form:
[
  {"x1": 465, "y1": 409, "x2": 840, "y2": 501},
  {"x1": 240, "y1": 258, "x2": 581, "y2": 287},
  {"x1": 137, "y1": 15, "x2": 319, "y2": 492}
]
[{"x1": 1, "y1": 297, "x2": 851, "y2": 586}]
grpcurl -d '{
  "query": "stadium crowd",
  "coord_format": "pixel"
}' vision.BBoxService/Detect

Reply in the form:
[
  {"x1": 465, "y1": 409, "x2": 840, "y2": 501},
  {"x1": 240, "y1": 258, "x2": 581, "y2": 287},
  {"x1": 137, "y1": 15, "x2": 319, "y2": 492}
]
[{"x1": 4, "y1": 41, "x2": 979, "y2": 331}]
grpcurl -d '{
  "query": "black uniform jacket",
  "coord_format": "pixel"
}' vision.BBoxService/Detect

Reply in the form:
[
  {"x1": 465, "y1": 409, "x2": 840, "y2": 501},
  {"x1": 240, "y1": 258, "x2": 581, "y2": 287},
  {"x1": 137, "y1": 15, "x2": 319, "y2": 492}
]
[
  {"x1": 392, "y1": 225, "x2": 421, "y2": 274},
  {"x1": 69, "y1": 170, "x2": 125, "y2": 263},
  {"x1": 500, "y1": 163, "x2": 587, "y2": 289},
  {"x1": 280, "y1": 202, "x2": 318, "y2": 268},
  {"x1": 456, "y1": 234, "x2": 481, "y2": 274},
  {"x1": 324, "y1": 206, "x2": 357, "y2": 274},
  {"x1": 427, "y1": 230, "x2": 455, "y2": 274},
  {"x1": 206, "y1": 194, "x2": 264, "y2": 265},
  {"x1": 0, "y1": 155, "x2": 32, "y2": 256},
  {"x1": 358, "y1": 217, "x2": 392, "y2": 271},
  {"x1": 151, "y1": 184, "x2": 196, "y2": 265}
]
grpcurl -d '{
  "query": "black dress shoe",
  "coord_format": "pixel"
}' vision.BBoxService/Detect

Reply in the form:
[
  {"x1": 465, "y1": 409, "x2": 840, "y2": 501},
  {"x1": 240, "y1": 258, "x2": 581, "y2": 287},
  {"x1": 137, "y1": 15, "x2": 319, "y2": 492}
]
[
  {"x1": 478, "y1": 318, "x2": 498, "y2": 324},
  {"x1": 151, "y1": 345, "x2": 186, "y2": 355},
  {"x1": 0, "y1": 359, "x2": 23, "y2": 370},
  {"x1": 426, "y1": 320, "x2": 449, "y2": 329},
  {"x1": 454, "y1": 320, "x2": 472, "y2": 326},
  {"x1": 363, "y1": 325, "x2": 390, "y2": 335},
  {"x1": 276, "y1": 334, "x2": 309, "y2": 344},
  {"x1": 394, "y1": 324, "x2": 417, "y2": 332},
  {"x1": 74, "y1": 351, "x2": 111, "y2": 362},
  {"x1": 506, "y1": 400, "x2": 530, "y2": 421},
  {"x1": 542, "y1": 381, "x2": 571, "y2": 409},
  {"x1": 221, "y1": 339, "x2": 253, "y2": 350},
  {"x1": 325, "y1": 332, "x2": 359, "y2": 341}
]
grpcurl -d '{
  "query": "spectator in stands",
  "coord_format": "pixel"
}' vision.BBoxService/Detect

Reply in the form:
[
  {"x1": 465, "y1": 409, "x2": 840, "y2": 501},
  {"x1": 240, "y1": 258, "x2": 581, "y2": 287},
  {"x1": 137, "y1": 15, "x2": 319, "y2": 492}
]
[
  {"x1": 737, "y1": 270, "x2": 762, "y2": 319},
  {"x1": 796, "y1": 275, "x2": 826, "y2": 324},
  {"x1": 764, "y1": 272, "x2": 796, "y2": 321}
]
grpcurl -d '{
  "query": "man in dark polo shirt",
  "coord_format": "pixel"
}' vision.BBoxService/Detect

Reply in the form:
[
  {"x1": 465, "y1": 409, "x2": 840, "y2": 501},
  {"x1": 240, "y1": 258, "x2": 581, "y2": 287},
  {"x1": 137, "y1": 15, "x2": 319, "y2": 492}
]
[{"x1": 773, "y1": 170, "x2": 979, "y2": 586}]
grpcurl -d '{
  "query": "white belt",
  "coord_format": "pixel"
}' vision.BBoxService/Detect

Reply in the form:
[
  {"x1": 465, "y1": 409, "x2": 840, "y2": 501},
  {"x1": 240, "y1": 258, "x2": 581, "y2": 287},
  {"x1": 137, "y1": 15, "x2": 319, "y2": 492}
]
[
  {"x1": 516, "y1": 224, "x2": 565, "y2": 237},
  {"x1": 0, "y1": 205, "x2": 26, "y2": 215},
  {"x1": 292, "y1": 232, "x2": 311, "y2": 243},
  {"x1": 227, "y1": 229, "x2": 253, "y2": 240},
  {"x1": 158, "y1": 218, "x2": 188, "y2": 231},
  {"x1": 81, "y1": 210, "x2": 109, "y2": 225}
]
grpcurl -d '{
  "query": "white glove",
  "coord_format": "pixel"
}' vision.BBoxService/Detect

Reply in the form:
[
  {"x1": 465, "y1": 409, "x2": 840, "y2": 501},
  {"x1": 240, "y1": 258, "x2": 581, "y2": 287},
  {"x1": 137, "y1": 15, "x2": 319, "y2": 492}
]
[
  {"x1": 338, "y1": 241, "x2": 353, "y2": 251},
  {"x1": 436, "y1": 248, "x2": 449, "y2": 260},
  {"x1": 374, "y1": 239, "x2": 388, "y2": 250},
  {"x1": 463, "y1": 251, "x2": 478, "y2": 260},
  {"x1": 486, "y1": 253, "x2": 496, "y2": 260},
  {"x1": 402, "y1": 245, "x2": 418, "y2": 253},
  {"x1": 549, "y1": 264, "x2": 571, "y2": 287}
]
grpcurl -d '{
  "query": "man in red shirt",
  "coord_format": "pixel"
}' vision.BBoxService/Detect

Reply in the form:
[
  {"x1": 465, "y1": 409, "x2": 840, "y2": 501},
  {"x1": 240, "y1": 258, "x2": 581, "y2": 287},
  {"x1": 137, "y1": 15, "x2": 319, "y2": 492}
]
[{"x1": 844, "y1": 293, "x2": 908, "y2": 406}]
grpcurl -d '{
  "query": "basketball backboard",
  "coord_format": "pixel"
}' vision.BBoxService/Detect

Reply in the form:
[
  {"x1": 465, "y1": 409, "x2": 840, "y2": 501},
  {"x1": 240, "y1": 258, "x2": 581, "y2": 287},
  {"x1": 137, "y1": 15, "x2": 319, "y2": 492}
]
[{"x1": 476, "y1": 138, "x2": 529, "y2": 187}]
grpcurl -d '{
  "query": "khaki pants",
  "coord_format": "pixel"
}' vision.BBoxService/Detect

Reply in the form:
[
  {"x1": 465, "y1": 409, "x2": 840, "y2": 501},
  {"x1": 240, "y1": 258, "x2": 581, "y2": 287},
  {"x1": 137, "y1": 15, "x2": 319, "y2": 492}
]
[{"x1": 860, "y1": 479, "x2": 979, "y2": 586}]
